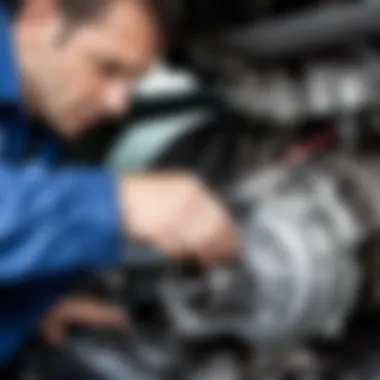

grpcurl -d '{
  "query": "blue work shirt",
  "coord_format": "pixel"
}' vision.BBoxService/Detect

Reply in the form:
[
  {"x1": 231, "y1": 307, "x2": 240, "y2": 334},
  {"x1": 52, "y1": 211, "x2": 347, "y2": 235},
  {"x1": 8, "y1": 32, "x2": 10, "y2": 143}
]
[{"x1": 0, "y1": 5, "x2": 124, "y2": 364}]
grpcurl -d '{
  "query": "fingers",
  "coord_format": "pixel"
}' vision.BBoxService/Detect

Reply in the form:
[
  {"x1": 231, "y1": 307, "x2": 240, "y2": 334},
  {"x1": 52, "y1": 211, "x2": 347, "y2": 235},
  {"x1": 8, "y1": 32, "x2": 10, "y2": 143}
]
[
  {"x1": 120, "y1": 172, "x2": 240, "y2": 265},
  {"x1": 40, "y1": 297, "x2": 129, "y2": 347},
  {"x1": 62, "y1": 298, "x2": 129, "y2": 328},
  {"x1": 41, "y1": 320, "x2": 65, "y2": 347},
  {"x1": 151, "y1": 188, "x2": 239, "y2": 263},
  {"x1": 177, "y1": 193, "x2": 239, "y2": 264}
]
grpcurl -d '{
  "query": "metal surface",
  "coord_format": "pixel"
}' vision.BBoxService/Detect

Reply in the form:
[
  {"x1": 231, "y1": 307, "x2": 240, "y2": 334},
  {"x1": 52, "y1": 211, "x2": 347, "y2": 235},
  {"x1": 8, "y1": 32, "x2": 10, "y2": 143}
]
[
  {"x1": 241, "y1": 164, "x2": 362, "y2": 344},
  {"x1": 224, "y1": 61, "x2": 375, "y2": 126},
  {"x1": 159, "y1": 161, "x2": 364, "y2": 351},
  {"x1": 224, "y1": 2, "x2": 380, "y2": 59}
]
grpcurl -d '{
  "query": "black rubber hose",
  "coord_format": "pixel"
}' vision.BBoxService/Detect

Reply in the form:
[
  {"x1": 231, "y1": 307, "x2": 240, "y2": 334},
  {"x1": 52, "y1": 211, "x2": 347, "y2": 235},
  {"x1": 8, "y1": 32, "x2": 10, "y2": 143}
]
[{"x1": 224, "y1": 2, "x2": 380, "y2": 59}]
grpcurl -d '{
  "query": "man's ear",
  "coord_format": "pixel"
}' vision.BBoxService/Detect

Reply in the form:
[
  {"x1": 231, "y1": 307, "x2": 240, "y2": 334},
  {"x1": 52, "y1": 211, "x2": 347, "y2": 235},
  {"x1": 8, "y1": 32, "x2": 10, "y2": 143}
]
[{"x1": 18, "y1": 0, "x2": 59, "y2": 22}]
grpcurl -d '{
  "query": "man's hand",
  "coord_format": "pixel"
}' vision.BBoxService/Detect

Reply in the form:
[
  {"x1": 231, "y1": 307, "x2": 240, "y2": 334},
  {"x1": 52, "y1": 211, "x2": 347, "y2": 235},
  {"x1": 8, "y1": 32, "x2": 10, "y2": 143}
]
[
  {"x1": 119, "y1": 173, "x2": 239, "y2": 264},
  {"x1": 39, "y1": 297, "x2": 129, "y2": 347}
]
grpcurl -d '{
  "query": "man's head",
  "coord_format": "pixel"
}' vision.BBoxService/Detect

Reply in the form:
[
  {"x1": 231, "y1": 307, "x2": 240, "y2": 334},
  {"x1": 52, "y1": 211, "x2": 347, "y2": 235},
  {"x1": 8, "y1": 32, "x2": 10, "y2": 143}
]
[{"x1": 13, "y1": 0, "x2": 163, "y2": 139}]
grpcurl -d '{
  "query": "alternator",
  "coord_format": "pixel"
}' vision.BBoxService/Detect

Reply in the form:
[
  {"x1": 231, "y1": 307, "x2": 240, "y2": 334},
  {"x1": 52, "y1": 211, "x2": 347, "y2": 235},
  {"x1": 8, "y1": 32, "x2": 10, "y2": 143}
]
[{"x1": 160, "y1": 157, "x2": 373, "y2": 352}]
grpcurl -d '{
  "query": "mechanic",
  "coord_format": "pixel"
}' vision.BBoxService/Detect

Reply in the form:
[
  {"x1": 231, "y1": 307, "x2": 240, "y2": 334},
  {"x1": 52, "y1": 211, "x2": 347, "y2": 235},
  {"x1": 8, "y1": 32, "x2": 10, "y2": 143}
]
[{"x1": 0, "y1": 0, "x2": 238, "y2": 372}]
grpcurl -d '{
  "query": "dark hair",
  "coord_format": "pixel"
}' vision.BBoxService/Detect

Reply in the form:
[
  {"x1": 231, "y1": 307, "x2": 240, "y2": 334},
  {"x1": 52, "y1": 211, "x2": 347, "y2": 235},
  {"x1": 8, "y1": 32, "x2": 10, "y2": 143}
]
[
  {"x1": 11, "y1": 0, "x2": 175, "y2": 40},
  {"x1": 57, "y1": 0, "x2": 115, "y2": 22}
]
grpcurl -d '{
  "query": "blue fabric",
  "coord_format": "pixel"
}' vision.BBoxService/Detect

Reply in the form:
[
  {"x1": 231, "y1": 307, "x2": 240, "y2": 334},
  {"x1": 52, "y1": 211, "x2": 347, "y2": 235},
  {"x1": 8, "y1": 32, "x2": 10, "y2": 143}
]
[
  {"x1": 0, "y1": 4, "x2": 125, "y2": 364},
  {"x1": 0, "y1": 6, "x2": 21, "y2": 103}
]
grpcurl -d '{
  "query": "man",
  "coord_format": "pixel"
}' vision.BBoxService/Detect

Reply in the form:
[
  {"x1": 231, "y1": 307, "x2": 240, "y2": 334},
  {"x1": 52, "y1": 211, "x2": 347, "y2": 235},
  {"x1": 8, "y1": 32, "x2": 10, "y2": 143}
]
[{"x1": 0, "y1": 0, "x2": 238, "y2": 368}]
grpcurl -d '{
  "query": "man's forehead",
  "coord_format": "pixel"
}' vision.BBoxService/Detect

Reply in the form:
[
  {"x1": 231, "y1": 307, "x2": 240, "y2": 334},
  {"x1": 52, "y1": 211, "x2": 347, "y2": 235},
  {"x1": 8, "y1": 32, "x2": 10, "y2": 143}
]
[{"x1": 79, "y1": 0, "x2": 160, "y2": 71}]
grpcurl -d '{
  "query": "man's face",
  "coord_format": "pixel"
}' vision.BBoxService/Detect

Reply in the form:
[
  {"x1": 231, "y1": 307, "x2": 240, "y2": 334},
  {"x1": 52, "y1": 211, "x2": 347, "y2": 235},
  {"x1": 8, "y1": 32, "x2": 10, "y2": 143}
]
[{"x1": 15, "y1": 0, "x2": 160, "y2": 139}]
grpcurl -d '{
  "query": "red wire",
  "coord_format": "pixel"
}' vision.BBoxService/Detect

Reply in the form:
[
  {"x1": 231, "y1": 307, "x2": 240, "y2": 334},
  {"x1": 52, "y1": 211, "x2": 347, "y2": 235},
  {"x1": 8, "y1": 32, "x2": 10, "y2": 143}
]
[{"x1": 283, "y1": 129, "x2": 336, "y2": 165}]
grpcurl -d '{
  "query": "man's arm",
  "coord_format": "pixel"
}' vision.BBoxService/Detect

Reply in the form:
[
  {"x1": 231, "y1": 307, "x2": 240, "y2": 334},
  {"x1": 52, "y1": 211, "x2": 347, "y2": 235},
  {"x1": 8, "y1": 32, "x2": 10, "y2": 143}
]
[
  {"x1": 0, "y1": 166, "x2": 238, "y2": 286},
  {"x1": 0, "y1": 164, "x2": 124, "y2": 285}
]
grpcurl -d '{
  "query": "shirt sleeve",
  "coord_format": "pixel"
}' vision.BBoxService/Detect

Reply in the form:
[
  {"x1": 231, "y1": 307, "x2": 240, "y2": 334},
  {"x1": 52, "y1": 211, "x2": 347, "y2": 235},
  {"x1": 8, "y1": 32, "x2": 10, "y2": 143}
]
[{"x1": 0, "y1": 163, "x2": 125, "y2": 285}]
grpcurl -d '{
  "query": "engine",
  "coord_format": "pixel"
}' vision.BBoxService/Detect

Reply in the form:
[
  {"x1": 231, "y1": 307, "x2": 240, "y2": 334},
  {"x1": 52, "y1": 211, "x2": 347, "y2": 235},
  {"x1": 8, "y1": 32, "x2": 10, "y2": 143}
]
[
  {"x1": 127, "y1": 154, "x2": 380, "y2": 379},
  {"x1": 163, "y1": 158, "x2": 364, "y2": 346}
]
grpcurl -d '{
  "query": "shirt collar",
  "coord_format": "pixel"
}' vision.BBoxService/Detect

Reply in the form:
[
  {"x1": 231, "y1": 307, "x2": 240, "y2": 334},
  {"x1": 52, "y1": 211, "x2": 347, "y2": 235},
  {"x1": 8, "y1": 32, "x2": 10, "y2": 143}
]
[{"x1": 0, "y1": 4, "x2": 21, "y2": 105}]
